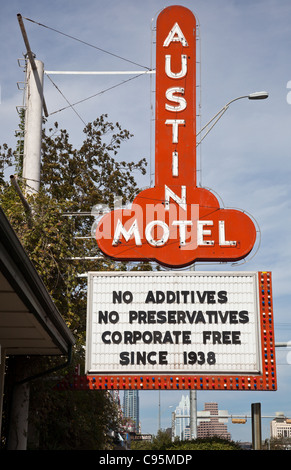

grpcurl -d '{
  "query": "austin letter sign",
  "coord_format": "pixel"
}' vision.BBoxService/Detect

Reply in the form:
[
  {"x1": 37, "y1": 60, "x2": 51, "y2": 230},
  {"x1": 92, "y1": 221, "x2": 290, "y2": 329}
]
[{"x1": 95, "y1": 5, "x2": 257, "y2": 267}]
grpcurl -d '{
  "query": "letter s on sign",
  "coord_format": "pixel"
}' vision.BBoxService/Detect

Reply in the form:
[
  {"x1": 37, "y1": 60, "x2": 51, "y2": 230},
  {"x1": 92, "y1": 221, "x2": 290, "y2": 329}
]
[{"x1": 165, "y1": 87, "x2": 187, "y2": 112}]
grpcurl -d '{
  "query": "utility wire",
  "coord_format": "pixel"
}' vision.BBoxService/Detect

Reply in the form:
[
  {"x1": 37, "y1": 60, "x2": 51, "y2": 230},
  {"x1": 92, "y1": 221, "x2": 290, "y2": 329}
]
[
  {"x1": 46, "y1": 74, "x2": 86, "y2": 124},
  {"x1": 22, "y1": 16, "x2": 152, "y2": 71},
  {"x1": 48, "y1": 73, "x2": 144, "y2": 116}
]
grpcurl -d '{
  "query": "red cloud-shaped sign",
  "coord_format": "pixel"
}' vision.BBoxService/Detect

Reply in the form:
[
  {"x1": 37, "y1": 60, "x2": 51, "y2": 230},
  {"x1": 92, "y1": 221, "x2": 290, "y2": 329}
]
[{"x1": 95, "y1": 185, "x2": 257, "y2": 268}]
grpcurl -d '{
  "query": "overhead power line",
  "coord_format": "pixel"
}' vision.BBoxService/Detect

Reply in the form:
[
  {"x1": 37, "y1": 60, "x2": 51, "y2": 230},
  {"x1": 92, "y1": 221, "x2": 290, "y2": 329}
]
[
  {"x1": 47, "y1": 72, "x2": 145, "y2": 116},
  {"x1": 46, "y1": 73, "x2": 86, "y2": 124},
  {"x1": 22, "y1": 16, "x2": 152, "y2": 71}
]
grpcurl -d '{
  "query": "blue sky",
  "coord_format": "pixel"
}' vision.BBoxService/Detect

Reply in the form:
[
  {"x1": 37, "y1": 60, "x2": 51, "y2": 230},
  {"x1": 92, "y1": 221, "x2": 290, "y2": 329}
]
[{"x1": 1, "y1": 0, "x2": 291, "y2": 443}]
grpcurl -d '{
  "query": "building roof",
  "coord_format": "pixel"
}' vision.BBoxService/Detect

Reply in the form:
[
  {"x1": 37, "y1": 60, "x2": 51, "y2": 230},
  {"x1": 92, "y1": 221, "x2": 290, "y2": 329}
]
[{"x1": 0, "y1": 206, "x2": 75, "y2": 356}]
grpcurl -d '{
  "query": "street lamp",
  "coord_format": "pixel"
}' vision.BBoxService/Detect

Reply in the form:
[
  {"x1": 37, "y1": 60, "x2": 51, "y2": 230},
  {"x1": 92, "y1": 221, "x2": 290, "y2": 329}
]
[{"x1": 196, "y1": 91, "x2": 268, "y2": 146}]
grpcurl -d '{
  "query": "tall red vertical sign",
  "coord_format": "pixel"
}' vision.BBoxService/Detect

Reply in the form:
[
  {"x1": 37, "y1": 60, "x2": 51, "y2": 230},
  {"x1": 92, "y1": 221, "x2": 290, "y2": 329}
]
[
  {"x1": 155, "y1": 6, "x2": 197, "y2": 188},
  {"x1": 95, "y1": 5, "x2": 257, "y2": 267}
]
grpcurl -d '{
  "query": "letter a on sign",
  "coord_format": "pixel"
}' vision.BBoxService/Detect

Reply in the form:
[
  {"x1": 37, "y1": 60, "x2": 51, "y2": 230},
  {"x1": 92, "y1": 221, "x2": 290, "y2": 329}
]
[
  {"x1": 95, "y1": 5, "x2": 258, "y2": 267},
  {"x1": 163, "y1": 22, "x2": 189, "y2": 47}
]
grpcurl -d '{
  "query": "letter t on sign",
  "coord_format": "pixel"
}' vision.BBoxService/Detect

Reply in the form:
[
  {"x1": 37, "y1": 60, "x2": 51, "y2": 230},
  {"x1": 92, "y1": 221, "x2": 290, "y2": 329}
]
[{"x1": 155, "y1": 6, "x2": 197, "y2": 188}]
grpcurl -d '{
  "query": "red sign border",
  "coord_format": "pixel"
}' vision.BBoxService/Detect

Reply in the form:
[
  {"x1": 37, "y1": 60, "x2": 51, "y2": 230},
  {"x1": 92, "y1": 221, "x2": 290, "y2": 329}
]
[{"x1": 84, "y1": 272, "x2": 276, "y2": 392}]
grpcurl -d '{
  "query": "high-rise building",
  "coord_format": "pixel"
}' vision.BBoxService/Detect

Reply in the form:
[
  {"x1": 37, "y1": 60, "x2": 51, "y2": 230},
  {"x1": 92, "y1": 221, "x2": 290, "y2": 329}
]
[
  {"x1": 197, "y1": 402, "x2": 231, "y2": 440},
  {"x1": 174, "y1": 395, "x2": 190, "y2": 440},
  {"x1": 123, "y1": 390, "x2": 140, "y2": 432},
  {"x1": 172, "y1": 399, "x2": 231, "y2": 441},
  {"x1": 271, "y1": 412, "x2": 291, "y2": 439}
]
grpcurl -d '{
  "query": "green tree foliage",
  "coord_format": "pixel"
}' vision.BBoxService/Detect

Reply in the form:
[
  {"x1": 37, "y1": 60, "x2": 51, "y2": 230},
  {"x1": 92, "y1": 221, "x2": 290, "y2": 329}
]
[
  {"x1": 42, "y1": 116, "x2": 146, "y2": 208},
  {"x1": 28, "y1": 378, "x2": 121, "y2": 450},
  {"x1": 131, "y1": 430, "x2": 242, "y2": 450},
  {"x1": 0, "y1": 114, "x2": 147, "y2": 449},
  {"x1": 151, "y1": 429, "x2": 173, "y2": 450},
  {"x1": 1, "y1": 114, "x2": 147, "y2": 342},
  {"x1": 266, "y1": 436, "x2": 291, "y2": 450}
]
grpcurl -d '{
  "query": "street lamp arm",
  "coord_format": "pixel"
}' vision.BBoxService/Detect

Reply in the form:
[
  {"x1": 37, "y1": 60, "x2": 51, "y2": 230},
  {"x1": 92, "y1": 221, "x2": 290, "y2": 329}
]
[
  {"x1": 196, "y1": 91, "x2": 268, "y2": 147},
  {"x1": 196, "y1": 105, "x2": 230, "y2": 146}
]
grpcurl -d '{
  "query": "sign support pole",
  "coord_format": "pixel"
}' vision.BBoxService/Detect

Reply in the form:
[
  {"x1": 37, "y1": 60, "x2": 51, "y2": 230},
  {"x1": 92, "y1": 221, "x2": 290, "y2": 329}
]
[
  {"x1": 251, "y1": 403, "x2": 262, "y2": 450},
  {"x1": 190, "y1": 389, "x2": 197, "y2": 439}
]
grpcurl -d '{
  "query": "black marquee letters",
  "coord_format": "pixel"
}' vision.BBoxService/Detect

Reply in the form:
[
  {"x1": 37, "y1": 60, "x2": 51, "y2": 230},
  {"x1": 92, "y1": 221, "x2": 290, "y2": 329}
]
[{"x1": 98, "y1": 288, "x2": 250, "y2": 367}]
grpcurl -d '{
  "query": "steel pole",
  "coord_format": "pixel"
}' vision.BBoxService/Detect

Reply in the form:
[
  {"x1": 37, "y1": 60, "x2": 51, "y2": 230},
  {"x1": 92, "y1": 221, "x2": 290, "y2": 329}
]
[
  {"x1": 251, "y1": 403, "x2": 262, "y2": 450},
  {"x1": 23, "y1": 59, "x2": 44, "y2": 195},
  {"x1": 190, "y1": 390, "x2": 197, "y2": 439}
]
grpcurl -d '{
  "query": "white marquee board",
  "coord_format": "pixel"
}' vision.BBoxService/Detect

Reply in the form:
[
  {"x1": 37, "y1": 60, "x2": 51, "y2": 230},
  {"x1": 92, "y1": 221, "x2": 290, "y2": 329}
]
[{"x1": 85, "y1": 271, "x2": 262, "y2": 376}]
